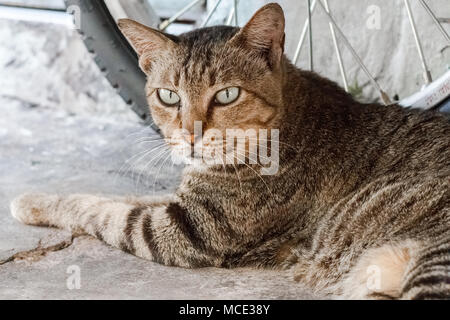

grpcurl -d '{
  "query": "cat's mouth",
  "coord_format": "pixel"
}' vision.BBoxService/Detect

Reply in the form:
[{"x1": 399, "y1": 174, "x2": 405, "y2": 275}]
[{"x1": 167, "y1": 136, "x2": 280, "y2": 175}]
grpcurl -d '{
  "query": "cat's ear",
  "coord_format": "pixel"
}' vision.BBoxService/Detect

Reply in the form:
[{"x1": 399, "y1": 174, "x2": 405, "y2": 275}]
[
  {"x1": 118, "y1": 19, "x2": 178, "y2": 73},
  {"x1": 231, "y1": 3, "x2": 285, "y2": 69}
]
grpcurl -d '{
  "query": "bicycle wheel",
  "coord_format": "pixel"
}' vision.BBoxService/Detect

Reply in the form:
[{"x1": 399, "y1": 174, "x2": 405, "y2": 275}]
[{"x1": 64, "y1": 0, "x2": 158, "y2": 128}]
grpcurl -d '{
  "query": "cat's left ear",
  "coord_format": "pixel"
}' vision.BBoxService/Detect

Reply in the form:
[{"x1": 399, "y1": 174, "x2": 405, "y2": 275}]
[
  {"x1": 230, "y1": 3, "x2": 285, "y2": 70},
  {"x1": 118, "y1": 19, "x2": 178, "y2": 73}
]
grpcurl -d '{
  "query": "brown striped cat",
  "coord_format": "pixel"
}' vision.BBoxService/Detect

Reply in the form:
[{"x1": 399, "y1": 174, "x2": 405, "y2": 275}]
[{"x1": 11, "y1": 4, "x2": 449, "y2": 299}]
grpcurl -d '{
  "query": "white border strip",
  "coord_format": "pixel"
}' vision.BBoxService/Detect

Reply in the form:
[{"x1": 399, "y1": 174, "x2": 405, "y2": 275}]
[{"x1": 0, "y1": 5, "x2": 74, "y2": 28}]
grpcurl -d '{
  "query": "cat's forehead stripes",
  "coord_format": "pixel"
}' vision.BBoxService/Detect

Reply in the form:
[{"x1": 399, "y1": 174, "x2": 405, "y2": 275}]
[
  {"x1": 178, "y1": 26, "x2": 237, "y2": 86},
  {"x1": 175, "y1": 26, "x2": 267, "y2": 88}
]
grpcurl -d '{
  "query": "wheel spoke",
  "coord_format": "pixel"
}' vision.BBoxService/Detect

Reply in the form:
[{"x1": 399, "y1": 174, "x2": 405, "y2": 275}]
[
  {"x1": 404, "y1": 0, "x2": 432, "y2": 85},
  {"x1": 293, "y1": 0, "x2": 317, "y2": 65},
  {"x1": 324, "y1": 0, "x2": 348, "y2": 92},
  {"x1": 233, "y1": 0, "x2": 238, "y2": 26},
  {"x1": 225, "y1": 5, "x2": 235, "y2": 26},
  {"x1": 201, "y1": 0, "x2": 223, "y2": 28},
  {"x1": 159, "y1": 0, "x2": 205, "y2": 31},
  {"x1": 418, "y1": 0, "x2": 450, "y2": 44},
  {"x1": 307, "y1": 0, "x2": 313, "y2": 71},
  {"x1": 316, "y1": 0, "x2": 391, "y2": 105}
]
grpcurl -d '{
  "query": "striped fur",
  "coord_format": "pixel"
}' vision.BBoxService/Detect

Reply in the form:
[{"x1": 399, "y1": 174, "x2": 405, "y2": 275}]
[{"x1": 11, "y1": 4, "x2": 449, "y2": 299}]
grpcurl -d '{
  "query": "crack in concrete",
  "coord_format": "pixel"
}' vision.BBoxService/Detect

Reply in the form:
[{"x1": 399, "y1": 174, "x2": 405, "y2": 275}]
[{"x1": 0, "y1": 235, "x2": 77, "y2": 265}]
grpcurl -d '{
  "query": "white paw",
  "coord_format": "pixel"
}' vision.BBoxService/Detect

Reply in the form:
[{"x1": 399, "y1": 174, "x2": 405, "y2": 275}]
[
  {"x1": 10, "y1": 194, "x2": 30, "y2": 223},
  {"x1": 10, "y1": 193, "x2": 58, "y2": 226}
]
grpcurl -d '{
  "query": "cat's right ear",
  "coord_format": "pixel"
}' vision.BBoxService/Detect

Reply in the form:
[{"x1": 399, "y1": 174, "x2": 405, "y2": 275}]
[
  {"x1": 230, "y1": 3, "x2": 286, "y2": 70},
  {"x1": 118, "y1": 19, "x2": 178, "y2": 73}
]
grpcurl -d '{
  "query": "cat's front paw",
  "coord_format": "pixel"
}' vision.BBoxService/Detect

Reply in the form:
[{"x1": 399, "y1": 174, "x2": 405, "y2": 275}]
[{"x1": 10, "y1": 193, "x2": 59, "y2": 226}]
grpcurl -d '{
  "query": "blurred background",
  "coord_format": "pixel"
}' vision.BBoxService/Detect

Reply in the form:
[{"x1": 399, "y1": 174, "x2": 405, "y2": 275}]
[{"x1": 0, "y1": 0, "x2": 448, "y2": 120}]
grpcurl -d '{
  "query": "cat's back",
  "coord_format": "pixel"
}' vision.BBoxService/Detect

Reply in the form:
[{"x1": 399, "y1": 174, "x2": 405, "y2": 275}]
[
  {"x1": 361, "y1": 103, "x2": 450, "y2": 176},
  {"x1": 294, "y1": 70, "x2": 449, "y2": 173}
]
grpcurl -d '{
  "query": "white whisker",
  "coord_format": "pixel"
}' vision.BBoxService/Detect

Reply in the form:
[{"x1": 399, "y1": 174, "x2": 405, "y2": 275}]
[
  {"x1": 135, "y1": 147, "x2": 171, "y2": 193},
  {"x1": 152, "y1": 151, "x2": 173, "y2": 195}
]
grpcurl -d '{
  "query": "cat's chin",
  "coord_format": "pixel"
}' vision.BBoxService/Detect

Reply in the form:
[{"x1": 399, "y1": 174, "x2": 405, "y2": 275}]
[
  {"x1": 169, "y1": 151, "x2": 208, "y2": 170},
  {"x1": 179, "y1": 156, "x2": 223, "y2": 173}
]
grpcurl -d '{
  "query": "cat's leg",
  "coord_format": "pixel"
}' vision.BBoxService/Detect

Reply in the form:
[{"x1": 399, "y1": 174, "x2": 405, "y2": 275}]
[{"x1": 10, "y1": 193, "x2": 222, "y2": 268}]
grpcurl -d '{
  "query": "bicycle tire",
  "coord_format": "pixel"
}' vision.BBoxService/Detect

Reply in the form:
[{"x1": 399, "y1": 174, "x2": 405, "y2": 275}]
[{"x1": 64, "y1": 0, "x2": 157, "y2": 129}]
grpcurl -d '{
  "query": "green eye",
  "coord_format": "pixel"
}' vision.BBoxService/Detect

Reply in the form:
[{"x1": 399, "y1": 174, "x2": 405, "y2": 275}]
[
  {"x1": 158, "y1": 89, "x2": 180, "y2": 106},
  {"x1": 215, "y1": 87, "x2": 240, "y2": 105}
]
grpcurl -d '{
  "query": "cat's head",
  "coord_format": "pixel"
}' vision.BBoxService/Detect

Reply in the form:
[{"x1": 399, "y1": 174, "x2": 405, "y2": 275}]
[{"x1": 119, "y1": 3, "x2": 286, "y2": 169}]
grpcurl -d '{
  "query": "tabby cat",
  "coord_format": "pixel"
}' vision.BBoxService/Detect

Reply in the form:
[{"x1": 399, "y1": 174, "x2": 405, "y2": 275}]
[{"x1": 11, "y1": 4, "x2": 449, "y2": 299}]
